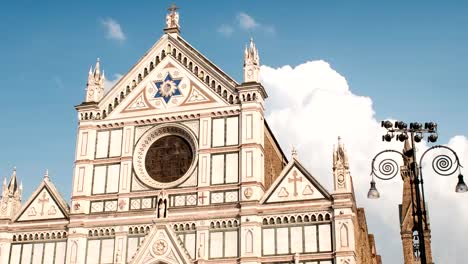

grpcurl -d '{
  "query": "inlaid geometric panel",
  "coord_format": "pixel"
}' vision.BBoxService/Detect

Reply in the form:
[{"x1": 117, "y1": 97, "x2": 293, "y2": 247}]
[
  {"x1": 225, "y1": 191, "x2": 238, "y2": 203},
  {"x1": 186, "y1": 194, "x2": 197, "y2": 206},
  {"x1": 129, "y1": 196, "x2": 158, "y2": 211},
  {"x1": 90, "y1": 202, "x2": 104, "y2": 213},
  {"x1": 104, "y1": 200, "x2": 117, "y2": 212},
  {"x1": 210, "y1": 192, "x2": 224, "y2": 204},
  {"x1": 141, "y1": 198, "x2": 153, "y2": 209},
  {"x1": 175, "y1": 196, "x2": 186, "y2": 206},
  {"x1": 130, "y1": 199, "x2": 142, "y2": 210}
]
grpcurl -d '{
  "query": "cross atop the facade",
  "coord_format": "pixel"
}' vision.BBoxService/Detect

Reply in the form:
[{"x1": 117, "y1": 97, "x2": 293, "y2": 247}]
[
  {"x1": 38, "y1": 191, "x2": 49, "y2": 216},
  {"x1": 288, "y1": 171, "x2": 302, "y2": 197},
  {"x1": 165, "y1": 2, "x2": 180, "y2": 32},
  {"x1": 168, "y1": 2, "x2": 179, "y2": 14}
]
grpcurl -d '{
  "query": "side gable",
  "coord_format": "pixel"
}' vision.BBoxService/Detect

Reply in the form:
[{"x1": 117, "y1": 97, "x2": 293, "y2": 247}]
[
  {"x1": 14, "y1": 177, "x2": 69, "y2": 222},
  {"x1": 261, "y1": 158, "x2": 332, "y2": 204},
  {"x1": 130, "y1": 224, "x2": 192, "y2": 264}
]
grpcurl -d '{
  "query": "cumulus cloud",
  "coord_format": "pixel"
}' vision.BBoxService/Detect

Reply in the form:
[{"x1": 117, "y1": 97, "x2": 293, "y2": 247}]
[
  {"x1": 104, "y1": 73, "x2": 123, "y2": 92},
  {"x1": 261, "y1": 61, "x2": 468, "y2": 263},
  {"x1": 101, "y1": 18, "x2": 126, "y2": 42},
  {"x1": 217, "y1": 24, "x2": 234, "y2": 37}
]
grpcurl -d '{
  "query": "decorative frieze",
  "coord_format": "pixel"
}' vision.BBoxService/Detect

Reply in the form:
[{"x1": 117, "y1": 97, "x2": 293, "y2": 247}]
[
  {"x1": 130, "y1": 196, "x2": 158, "y2": 210},
  {"x1": 90, "y1": 199, "x2": 118, "y2": 213},
  {"x1": 169, "y1": 193, "x2": 197, "y2": 207}
]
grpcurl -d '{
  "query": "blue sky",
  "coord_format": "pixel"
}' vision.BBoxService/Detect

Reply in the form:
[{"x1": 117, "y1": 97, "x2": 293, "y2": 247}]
[{"x1": 0, "y1": 0, "x2": 467, "y2": 261}]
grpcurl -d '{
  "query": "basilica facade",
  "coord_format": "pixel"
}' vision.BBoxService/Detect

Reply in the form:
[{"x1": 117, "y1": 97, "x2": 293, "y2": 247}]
[{"x1": 0, "y1": 6, "x2": 381, "y2": 264}]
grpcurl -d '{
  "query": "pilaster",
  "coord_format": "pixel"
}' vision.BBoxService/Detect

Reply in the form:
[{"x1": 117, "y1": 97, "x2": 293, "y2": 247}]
[{"x1": 66, "y1": 228, "x2": 88, "y2": 264}]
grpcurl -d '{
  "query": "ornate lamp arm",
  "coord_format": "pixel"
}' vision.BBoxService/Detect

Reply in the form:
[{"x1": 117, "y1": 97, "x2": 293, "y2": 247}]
[
  {"x1": 370, "y1": 149, "x2": 407, "y2": 181},
  {"x1": 419, "y1": 145, "x2": 463, "y2": 178}
]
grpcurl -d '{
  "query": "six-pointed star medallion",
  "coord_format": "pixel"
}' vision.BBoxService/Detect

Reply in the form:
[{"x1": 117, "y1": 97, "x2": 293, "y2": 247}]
[{"x1": 154, "y1": 73, "x2": 182, "y2": 103}]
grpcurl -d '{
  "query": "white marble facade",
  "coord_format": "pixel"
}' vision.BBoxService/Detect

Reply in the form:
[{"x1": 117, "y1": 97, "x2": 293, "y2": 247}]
[{"x1": 0, "y1": 6, "x2": 366, "y2": 264}]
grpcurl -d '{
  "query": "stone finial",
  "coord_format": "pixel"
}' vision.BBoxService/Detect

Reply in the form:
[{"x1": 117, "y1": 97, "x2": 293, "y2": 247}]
[
  {"x1": 44, "y1": 169, "x2": 49, "y2": 179},
  {"x1": 8, "y1": 167, "x2": 18, "y2": 193},
  {"x1": 165, "y1": 2, "x2": 180, "y2": 33},
  {"x1": 333, "y1": 136, "x2": 349, "y2": 169},
  {"x1": 85, "y1": 58, "x2": 105, "y2": 103},
  {"x1": 291, "y1": 146, "x2": 298, "y2": 159},
  {"x1": 243, "y1": 37, "x2": 260, "y2": 83}
]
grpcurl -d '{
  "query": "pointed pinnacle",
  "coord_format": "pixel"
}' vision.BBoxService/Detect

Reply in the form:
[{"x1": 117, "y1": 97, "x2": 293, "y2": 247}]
[{"x1": 95, "y1": 58, "x2": 101, "y2": 74}]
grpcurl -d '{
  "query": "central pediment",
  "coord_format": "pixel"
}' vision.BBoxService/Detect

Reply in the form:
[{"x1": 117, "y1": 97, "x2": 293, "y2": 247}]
[
  {"x1": 95, "y1": 34, "x2": 240, "y2": 121},
  {"x1": 109, "y1": 56, "x2": 229, "y2": 119}
]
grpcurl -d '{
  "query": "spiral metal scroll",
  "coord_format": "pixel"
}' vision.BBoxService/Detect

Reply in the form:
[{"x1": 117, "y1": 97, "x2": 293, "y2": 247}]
[
  {"x1": 370, "y1": 150, "x2": 406, "y2": 180},
  {"x1": 420, "y1": 145, "x2": 462, "y2": 177}
]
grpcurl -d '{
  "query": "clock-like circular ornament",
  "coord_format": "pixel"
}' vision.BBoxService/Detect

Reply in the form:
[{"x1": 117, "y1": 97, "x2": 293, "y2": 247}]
[
  {"x1": 133, "y1": 124, "x2": 198, "y2": 189},
  {"x1": 247, "y1": 69, "x2": 253, "y2": 78}
]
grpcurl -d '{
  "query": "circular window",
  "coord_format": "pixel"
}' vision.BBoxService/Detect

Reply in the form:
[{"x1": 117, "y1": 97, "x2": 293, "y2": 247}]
[
  {"x1": 145, "y1": 135, "x2": 193, "y2": 183},
  {"x1": 133, "y1": 124, "x2": 198, "y2": 189}
]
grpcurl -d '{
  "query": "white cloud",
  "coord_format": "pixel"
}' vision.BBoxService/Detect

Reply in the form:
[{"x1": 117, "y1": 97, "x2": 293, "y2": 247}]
[
  {"x1": 101, "y1": 18, "x2": 126, "y2": 42},
  {"x1": 217, "y1": 12, "x2": 275, "y2": 36},
  {"x1": 217, "y1": 24, "x2": 234, "y2": 37},
  {"x1": 261, "y1": 61, "x2": 468, "y2": 263},
  {"x1": 237, "y1": 12, "x2": 259, "y2": 30},
  {"x1": 104, "y1": 73, "x2": 123, "y2": 92}
]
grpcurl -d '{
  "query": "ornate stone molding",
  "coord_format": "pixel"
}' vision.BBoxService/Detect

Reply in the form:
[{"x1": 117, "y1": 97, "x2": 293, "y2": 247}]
[{"x1": 133, "y1": 123, "x2": 198, "y2": 189}]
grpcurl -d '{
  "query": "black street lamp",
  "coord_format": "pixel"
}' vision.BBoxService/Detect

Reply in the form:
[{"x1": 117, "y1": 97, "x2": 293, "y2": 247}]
[{"x1": 367, "y1": 120, "x2": 466, "y2": 264}]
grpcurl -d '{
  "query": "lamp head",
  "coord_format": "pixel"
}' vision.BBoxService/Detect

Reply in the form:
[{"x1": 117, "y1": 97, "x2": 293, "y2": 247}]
[
  {"x1": 381, "y1": 120, "x2": 393, "y2": 129},
  {"x1": 428, "y1": 133, "x2": 438, "y2": 143},
  {"x1": 367, "y1": 180, "x2": 380, "y2": 199},
  {"x1": 395, "y1": 121, "x2": 408, "y2": 130},
  {"x1": 455, "y1": 174, "x2": 468, "y2": 193},
  {"x1": 414, "y1": 133, "x2": 423, "y2": 143},
  {"x1": 424, "y1": 122, "x2": 437, "y2": 132},
  {"x1": 382, "y1": 133, "x2": 393, "y2": 142},
  {"x1": 397, "y1": 133, "x2": 408, "y2": 142},
  {"x1": 410, "y1": 122, "x2": 422, "y2": 130}
]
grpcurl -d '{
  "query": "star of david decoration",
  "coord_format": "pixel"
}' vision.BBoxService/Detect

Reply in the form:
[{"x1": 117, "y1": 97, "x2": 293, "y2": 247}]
[{"x1": 154, "y1": 73, "x2": 183, "y2": 103}]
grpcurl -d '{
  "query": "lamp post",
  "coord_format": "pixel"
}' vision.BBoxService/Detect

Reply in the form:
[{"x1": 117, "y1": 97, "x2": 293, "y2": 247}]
[{"x1": 367, "y1": 120, "x2": 466, "y2": 264}]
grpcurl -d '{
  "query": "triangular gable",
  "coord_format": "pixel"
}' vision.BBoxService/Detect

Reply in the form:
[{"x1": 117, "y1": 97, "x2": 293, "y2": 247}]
[
  {"x1": 261, "y1": 158, "x2": 332, "y2": 204},
  {"x1": 109, "y1": 55, "x2": 227, "y2": 119},
  {"x1": 15, "y1": 177, "x2": 69, "y2": 222},
  {"x1": 130, "y1": 224, "x2": 192, "y2": 264},
  {"x1": 99, "y1": 34, "x2": 238, "y2": 120}
]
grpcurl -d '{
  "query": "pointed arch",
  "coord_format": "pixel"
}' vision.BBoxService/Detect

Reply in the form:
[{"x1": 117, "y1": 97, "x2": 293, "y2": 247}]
[
  {"x1": 245, "y1": 230, "x2": 253, "y2": 253},
  {"x1": 70, "y1": 240, "x2": 78, "y2": 264},
  {"x1": 340, "y1": 223, "x2": 349, "y2": 248}
]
